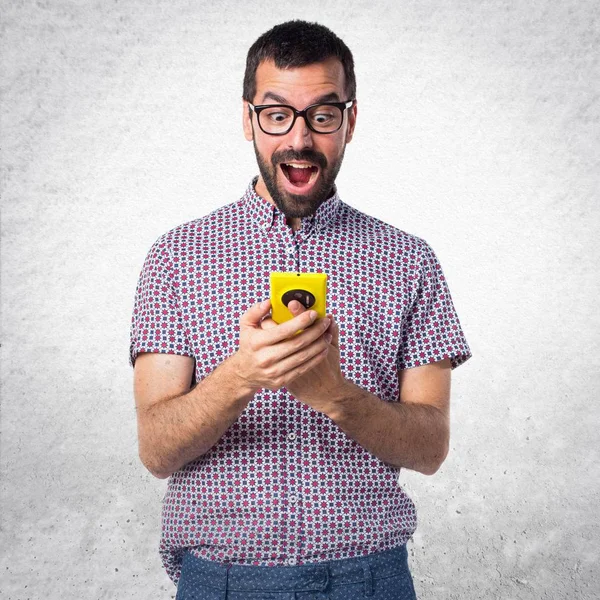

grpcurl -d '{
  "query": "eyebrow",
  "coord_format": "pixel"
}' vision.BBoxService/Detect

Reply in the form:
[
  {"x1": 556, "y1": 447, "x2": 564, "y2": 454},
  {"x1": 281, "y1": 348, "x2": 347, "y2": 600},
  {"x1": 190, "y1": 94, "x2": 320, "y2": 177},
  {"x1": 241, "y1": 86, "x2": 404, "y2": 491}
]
[{"x1": 260, "y1": 91, "x2": 342, "y2": 105}]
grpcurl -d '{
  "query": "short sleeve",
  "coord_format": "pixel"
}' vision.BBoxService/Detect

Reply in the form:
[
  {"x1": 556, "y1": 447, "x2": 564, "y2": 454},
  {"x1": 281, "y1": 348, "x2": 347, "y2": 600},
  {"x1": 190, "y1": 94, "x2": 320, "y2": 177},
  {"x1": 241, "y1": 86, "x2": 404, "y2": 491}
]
[
  {"x1": 398, "y1": 242, "x2": 472, "y2": 370},
  {"x1": 129, "y1": 237, "x2": 192, "y2": 367}
]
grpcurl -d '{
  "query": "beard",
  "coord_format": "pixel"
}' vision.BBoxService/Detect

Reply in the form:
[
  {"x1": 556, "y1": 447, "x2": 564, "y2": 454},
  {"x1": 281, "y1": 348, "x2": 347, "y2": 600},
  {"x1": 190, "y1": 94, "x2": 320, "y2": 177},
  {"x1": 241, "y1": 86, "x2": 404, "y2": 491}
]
[{"x1": 253, "y1": 140, "x2": 345, "y2": 219}]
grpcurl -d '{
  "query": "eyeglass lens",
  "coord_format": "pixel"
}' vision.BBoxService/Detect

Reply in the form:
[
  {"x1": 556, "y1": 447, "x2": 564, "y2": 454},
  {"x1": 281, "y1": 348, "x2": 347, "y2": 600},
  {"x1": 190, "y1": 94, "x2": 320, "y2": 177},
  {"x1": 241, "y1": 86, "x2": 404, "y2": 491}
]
[{"x1": 259, "y1": 105, "x2": 343, "y2": 134}]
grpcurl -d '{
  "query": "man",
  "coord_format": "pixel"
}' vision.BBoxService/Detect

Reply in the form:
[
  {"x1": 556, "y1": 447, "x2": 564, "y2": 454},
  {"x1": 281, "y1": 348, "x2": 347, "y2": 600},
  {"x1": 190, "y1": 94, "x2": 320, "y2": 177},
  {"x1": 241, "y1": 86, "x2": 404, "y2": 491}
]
[{"x1": 130, "y1": 20, "x2": 471, "y2": 599}]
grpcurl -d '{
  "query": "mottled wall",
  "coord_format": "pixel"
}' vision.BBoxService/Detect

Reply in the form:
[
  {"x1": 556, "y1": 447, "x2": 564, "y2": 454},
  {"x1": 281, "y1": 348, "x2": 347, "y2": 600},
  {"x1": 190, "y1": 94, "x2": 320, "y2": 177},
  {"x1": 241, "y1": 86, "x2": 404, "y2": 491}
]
[{"x1": 1, "y1": 1, "x2": 599, "y2": 598}]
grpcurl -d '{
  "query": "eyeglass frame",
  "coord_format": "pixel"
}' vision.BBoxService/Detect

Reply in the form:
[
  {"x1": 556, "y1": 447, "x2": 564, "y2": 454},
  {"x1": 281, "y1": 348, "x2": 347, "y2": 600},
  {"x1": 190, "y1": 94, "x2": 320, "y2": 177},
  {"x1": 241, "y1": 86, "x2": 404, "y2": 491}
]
[{"x1": 247, "y1": 99, "x2": 355, "y2": 136}]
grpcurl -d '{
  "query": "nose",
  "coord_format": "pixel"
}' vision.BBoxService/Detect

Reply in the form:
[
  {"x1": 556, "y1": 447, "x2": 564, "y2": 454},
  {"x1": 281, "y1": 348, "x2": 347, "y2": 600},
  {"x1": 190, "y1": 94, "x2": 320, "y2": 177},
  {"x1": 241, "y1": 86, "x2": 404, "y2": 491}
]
[{"x1": 287, "y1": 114, "x2": 314, "y2": 149}]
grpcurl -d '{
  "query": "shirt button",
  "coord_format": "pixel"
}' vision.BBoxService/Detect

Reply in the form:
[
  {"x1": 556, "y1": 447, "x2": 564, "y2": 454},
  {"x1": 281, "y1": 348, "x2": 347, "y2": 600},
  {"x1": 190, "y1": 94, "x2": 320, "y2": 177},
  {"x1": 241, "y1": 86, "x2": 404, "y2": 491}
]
[
  {"x1": 289, "y1": 494, "x2": 298, "y2": 504},
  {"x1": 287, "y1": 558, "x2": 296, "y2": 566},
  {"x1": 288, "y1": 432, "x2": 297, "y2": 441}
]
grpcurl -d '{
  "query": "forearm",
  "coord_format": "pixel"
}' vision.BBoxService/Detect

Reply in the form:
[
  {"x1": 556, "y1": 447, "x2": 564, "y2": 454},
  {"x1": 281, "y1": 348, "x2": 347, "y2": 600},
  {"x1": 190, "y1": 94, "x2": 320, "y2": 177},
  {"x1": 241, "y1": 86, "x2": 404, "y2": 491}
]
[
  {"x1": 138, "y1": 353, "x2": 257, "y2": 479},
  {"x1": 326, "y1": 381, "x2": 450, "y2": 475}
]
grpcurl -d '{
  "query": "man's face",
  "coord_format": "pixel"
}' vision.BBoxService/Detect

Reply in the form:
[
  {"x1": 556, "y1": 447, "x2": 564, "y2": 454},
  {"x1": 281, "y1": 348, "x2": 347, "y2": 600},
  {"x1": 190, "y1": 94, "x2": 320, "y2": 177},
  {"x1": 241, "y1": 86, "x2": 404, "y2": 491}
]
[{"x1": 243, "y1": 57, "x2": 357, "y2": 220}]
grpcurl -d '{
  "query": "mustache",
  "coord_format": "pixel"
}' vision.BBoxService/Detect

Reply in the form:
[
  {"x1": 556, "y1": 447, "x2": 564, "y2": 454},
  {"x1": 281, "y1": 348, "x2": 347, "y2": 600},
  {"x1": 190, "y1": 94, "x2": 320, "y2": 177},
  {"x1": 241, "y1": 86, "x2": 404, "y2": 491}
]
[{"x1": 272, "y1": 149, "x2": 328, "y2": 170}]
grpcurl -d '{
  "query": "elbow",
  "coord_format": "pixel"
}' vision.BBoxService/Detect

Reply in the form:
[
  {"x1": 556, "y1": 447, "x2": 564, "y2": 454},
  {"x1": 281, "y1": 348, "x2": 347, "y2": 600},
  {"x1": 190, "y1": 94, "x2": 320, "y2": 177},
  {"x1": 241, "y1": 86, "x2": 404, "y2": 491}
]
[
  {"x1": 421, "y1": 458, "x2": 444, "y2": 476},
  {"x1": 149, "y1": 467, "x2": 172, "y2": 480},
  {"x1": 143, "y1": 458, "x2": 173, "y2": 480},
  {"x1": 137, "y1": 424, "x2": 176, "y2": 479},
  {"x1": 421, "y1": 435, "x2": 450, "y2": 476},
  {"x1": 139, "y1": 448, "x2": 174, "y2": 480}
]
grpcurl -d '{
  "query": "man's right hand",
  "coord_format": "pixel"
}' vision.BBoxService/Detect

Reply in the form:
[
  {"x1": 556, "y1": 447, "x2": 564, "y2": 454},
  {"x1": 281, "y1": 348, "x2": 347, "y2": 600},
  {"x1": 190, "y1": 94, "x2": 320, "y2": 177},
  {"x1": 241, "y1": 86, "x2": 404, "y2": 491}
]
[
  {"x1": 232, "y1": 299, "x2": 331, "y2": 393},
  {"x1": 133, "y1": 299, "x2": 331, "y2": 477}
]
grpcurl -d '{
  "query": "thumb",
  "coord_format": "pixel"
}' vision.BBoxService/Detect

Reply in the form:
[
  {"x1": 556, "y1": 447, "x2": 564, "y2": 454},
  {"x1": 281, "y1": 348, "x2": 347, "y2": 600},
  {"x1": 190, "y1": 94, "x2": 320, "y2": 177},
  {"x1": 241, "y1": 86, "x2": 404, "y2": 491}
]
[
  {"x1": 328, "y1": 314, "x2": 340, "y2": 348},
  {"x1": 240, "y1": 299, "x2": 271, "y2": 328}
]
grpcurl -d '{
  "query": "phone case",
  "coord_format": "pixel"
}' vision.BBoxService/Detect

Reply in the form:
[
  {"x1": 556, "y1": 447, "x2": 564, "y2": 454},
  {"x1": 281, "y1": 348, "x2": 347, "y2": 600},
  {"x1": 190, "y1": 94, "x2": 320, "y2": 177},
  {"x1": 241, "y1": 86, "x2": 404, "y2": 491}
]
[{"x1": 270, "y1": 272, "x2": 328, "y2": 324}]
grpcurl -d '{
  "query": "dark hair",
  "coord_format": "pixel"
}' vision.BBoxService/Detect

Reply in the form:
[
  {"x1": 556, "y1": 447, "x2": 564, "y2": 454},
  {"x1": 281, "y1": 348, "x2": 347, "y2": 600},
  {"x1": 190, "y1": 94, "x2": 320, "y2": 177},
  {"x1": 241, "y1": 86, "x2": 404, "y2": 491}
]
[{"x1": 243, "y1": 20, "x2": 356, "y2": 102}]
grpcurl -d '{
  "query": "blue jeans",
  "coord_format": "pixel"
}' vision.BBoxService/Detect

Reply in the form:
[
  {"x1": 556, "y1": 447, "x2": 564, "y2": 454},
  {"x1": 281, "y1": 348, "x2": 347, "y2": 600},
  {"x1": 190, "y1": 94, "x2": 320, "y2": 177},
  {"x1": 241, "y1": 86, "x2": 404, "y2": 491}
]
[{"x1": 175, "y1": 545, "x2": 418, "y2": 600}]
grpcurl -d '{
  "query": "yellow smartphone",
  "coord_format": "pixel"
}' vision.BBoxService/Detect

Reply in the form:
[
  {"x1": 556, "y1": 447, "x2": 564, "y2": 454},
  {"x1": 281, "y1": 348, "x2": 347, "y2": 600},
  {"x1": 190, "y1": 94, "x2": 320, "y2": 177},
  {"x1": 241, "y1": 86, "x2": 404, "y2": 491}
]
[{"x1": 270, "y1": 272, "x2": 328, "y2": 325}]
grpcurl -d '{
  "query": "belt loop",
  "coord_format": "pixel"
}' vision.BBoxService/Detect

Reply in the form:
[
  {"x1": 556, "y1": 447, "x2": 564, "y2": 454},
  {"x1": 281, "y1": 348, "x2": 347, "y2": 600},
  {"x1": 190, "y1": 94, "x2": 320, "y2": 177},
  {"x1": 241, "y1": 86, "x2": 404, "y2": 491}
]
[
  {"x1": 363, "y1": 563, "x2": 374, "y2": 597},
  {"x1": 321, "y1": 564, "x2": 330, "y2": 593},
  {"x1": 223, "y1": 563, "x2": 231, "y2": 600}
]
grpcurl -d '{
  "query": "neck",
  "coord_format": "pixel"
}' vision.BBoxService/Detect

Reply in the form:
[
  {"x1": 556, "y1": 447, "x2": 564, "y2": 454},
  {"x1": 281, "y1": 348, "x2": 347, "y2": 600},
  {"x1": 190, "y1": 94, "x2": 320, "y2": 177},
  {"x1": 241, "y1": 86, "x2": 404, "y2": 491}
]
[
  {"x1": 255, "y1": 177, "x2": 302, "y2": 231},
  {"x1": 287, "y1": 217, "x2": 301, "y2": 232},
  {"x1": 254, "y1": 177, "x2": 335, "y2": 232}
]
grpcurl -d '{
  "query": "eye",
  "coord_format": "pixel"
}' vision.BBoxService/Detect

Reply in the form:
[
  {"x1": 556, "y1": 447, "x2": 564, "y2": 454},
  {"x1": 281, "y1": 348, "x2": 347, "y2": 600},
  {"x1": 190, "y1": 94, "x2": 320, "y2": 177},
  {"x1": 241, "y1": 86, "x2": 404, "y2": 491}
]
[
  {"x1": 263, "y1": 107, "x2": 292, "y2": 123},
  {"x1": 313, "y1": 111, "x2": 335, "y2": 124}
]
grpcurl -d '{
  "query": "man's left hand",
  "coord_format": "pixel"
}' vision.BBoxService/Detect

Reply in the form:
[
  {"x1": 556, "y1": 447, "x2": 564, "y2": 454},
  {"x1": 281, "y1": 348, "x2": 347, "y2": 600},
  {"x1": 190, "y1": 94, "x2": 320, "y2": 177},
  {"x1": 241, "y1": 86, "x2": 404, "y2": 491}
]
[{"x1": 259, "y1": 300, "x2": 349, "y2": 414}]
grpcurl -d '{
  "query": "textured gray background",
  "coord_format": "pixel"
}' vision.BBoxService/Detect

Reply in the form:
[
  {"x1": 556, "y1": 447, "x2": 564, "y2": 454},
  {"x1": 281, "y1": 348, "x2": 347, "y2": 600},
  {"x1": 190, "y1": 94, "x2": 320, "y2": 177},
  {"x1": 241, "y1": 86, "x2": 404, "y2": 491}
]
[{"x1": 1, "y1": 1, "x2": 599, "y2": 598}]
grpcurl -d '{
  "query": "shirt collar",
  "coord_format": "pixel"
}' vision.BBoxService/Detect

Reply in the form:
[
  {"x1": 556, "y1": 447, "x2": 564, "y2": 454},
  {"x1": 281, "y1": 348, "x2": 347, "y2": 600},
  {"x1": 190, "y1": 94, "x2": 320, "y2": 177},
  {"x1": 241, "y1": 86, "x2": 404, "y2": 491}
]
[{"x1": 242, "y1": 177, "x2": 342, "y2": 234}]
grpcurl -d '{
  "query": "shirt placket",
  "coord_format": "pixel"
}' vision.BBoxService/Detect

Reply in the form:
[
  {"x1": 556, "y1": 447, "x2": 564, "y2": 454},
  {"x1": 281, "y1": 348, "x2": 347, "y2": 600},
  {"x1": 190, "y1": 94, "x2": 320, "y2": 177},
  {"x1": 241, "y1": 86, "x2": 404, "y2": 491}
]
[
  {"x1": 283, "y1": 402, "x2": 304, "y2": 565},
  {"x1": 273, "y1": 216, "x2": 310, "y2": 565}
]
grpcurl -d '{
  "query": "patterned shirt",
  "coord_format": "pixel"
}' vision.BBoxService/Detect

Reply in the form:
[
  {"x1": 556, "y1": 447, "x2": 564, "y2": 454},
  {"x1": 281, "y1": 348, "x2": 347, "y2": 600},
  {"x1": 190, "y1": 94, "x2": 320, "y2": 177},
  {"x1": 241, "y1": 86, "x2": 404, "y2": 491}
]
[{"x1": 129, "y1": 178, "x2": 471, "y2": 584}]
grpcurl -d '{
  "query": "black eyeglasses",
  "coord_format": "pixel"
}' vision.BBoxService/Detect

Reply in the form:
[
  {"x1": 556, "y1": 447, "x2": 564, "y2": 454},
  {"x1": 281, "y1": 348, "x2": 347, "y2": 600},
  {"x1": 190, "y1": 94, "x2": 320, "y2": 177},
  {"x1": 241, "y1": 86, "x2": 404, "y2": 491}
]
[{"x1": 248, "y1": 100, "x2": 354, "y2": 135}]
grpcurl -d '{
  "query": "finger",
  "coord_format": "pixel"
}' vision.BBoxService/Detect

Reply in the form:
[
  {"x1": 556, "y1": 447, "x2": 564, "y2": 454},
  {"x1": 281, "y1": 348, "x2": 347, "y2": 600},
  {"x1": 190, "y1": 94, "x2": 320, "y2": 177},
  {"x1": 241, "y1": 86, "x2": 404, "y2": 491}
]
[
  {"x1": 288, "y1": 300, "x2": 308, "y2": 315},
  {"x1": 262, "y1": 309, "x2": 320, "y2": 345},
  {"x1": 285, "y1": 345, "x2": 330, "y2": 385},
  {"x1": 255, "y1": 314, "x2": 330, "y2": 381},
  {"x1": 240, "y1": 299, "x2": 272, "y2": 328},
  {"x1": 259, "y1": 316, "x2": 278, "y2": 330},
  {"x1": 274, "y1": 313, "x2": 331, "y2": 361},
  {"x1": 324, "y1": 313, "x2": 334, "y2": 334},
  {"x1": 267, "y1": 335, "x2": 330, "y2": 386},
  {"x1": 325, "y1": 313, "x2": 339, "y2": 347},
  {"x1": 255, "y1": 317, "x2": 329, "y2": 374}
]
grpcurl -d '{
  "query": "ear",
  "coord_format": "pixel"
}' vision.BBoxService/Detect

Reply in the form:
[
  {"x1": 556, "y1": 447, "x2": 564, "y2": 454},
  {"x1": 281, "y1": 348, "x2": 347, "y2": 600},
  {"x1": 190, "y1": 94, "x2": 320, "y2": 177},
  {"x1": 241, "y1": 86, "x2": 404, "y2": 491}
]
[
  {"x1": 242, "y1": 99, "x2": 254, "y2": 141},
  {"x1": 345, "y1": 100, "x2": 357, "y2": 143}
]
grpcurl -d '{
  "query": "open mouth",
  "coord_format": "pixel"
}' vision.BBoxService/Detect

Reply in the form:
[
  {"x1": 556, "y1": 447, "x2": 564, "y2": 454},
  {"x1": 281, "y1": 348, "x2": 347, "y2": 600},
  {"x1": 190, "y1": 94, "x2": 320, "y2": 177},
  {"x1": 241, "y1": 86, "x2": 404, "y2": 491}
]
[{"x1": 280, "y1": 163, "x2": 319, "y2": 188}]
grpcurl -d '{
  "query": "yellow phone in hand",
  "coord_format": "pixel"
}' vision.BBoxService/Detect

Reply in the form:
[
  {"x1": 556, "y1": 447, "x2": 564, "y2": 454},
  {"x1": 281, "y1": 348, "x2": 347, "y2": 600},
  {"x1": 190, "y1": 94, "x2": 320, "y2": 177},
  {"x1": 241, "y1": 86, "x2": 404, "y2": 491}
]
[{"x1": 270, "y1": 272, "x2": 328, "y2": 325}]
